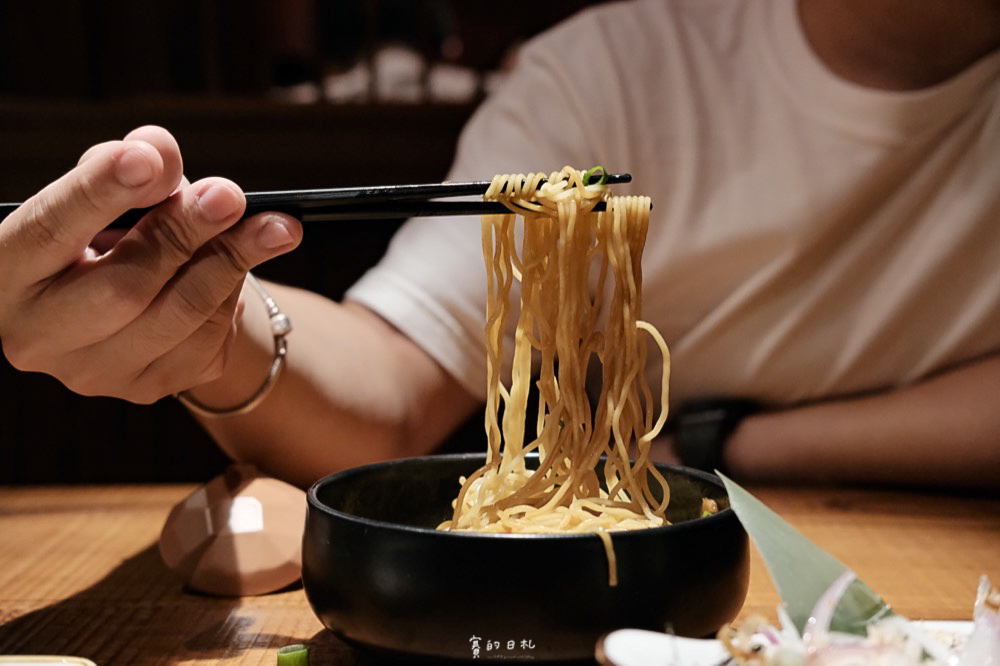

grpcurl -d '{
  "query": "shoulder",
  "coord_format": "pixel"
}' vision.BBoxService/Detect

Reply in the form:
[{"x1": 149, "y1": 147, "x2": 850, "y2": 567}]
[
  {"x1": 520, "y1": 0, "x2": 758, "y2": 60},
  {"x1": 499, "y1": 0, "x2": 765, "y2": 124}
]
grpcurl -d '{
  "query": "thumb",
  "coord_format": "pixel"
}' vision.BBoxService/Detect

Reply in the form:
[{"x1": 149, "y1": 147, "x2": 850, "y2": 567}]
[{"x1": 1, "y1": 139, "x2": 180, "y2": 287}]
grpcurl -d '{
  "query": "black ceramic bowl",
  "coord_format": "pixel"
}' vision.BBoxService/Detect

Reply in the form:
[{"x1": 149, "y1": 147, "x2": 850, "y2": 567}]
[{"x1": 303, "y1": 453, "x2": 749, "y2": 662}]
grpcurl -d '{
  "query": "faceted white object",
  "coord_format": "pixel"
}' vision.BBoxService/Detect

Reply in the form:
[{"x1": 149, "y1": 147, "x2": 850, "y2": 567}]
[{"x1": 158, "y1": 463, "x2": 306, "y2": 596}]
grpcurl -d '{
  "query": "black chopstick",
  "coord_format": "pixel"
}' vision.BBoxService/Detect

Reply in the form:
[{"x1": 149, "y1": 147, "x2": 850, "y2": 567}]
[
  {"x1": 268, "y1": 199, "x2": 613, "y2": 222},
  {"x1": 0, "y1": 173, "x2": 632, "y2": 227}
]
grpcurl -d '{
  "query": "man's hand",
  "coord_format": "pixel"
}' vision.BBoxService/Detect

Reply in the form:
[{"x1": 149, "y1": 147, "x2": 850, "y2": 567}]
[{"x1": 0, "y1": 126, "x2": 303, "y2": 403}]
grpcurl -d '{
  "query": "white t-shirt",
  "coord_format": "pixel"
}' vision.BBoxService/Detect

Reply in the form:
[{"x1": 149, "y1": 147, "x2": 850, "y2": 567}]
[{"x1": 347, "y1": 0, "x2": 1000, "y2": 409}]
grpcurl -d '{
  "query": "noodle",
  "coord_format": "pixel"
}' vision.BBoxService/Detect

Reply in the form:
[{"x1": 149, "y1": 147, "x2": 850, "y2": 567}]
[{"x1": 438, "y1": 167, "x2": 670, "y2": 586}]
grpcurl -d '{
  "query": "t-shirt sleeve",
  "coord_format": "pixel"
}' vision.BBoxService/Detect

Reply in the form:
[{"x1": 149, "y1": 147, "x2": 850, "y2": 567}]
[{"x1": 345, "y1": 10, "x2": 618, "y2": 399}]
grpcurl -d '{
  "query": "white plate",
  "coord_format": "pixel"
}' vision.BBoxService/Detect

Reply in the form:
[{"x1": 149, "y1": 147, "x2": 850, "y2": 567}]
[{"x1": 597, "y1": 621, "x2": 975, "y2": 666}]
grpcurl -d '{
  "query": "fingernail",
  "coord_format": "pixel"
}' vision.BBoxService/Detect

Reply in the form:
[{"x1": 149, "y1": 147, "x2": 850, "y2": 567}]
[
  {"x1": 257, "y1": 217, "x2": 295, "y2": 249},
  {"x1": 115, "y1": 146, "x2": 156, "y2": 187},
  {"x1": 196, "y1": 183, "x2": 243, "y2": 221}
]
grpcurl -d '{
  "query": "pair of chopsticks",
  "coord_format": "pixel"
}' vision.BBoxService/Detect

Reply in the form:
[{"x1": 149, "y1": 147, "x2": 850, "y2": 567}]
[{"x1": 0, "y1": 173, "x2": 632, "y2": 227}]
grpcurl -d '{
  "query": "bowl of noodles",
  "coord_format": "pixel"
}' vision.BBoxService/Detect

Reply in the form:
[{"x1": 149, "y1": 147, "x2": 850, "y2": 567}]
[
  {"x1": 303, "y1": 452, "x2": 749, "y2": 662},
  {"x1": 305, "y1": 168, "x2": 749, "y2": 660}
]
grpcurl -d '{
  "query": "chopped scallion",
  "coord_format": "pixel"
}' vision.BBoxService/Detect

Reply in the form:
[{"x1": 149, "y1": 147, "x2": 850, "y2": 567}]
[
  {"x1": 583, "y1": 166, "x2": 608, "y2": 185},
  {"x1": 276, "y1": 643, "x2": 309, "y2": 666}
]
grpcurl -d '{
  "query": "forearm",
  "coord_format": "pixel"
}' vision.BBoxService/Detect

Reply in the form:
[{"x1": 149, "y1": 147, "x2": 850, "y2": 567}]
[
  {"x1": 184, "y1": 280, "x2": 480, "y2": 487},
  {"x1": 725, "y1": 354, "x2": 1000, "y2": 490}
]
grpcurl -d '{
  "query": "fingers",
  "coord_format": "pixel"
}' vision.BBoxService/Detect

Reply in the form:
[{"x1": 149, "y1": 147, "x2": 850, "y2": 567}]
[
  {"x1": 115, "y1": 177, "x2": 248, "y2": 299},
  {"x1": 131, "y1": 285, "x2": 245, "y2": 403},
  {"x1": 2, "y1": 128, "x2": 183, "y2": 287},
  {"x1": 7, "y1": 177, "x2": 250, "y2": 356},
  {"x1": 53, "y1": 284, "x2": 244, "y2": 402},
  {"x1": 32, "y1": 209, "x2": 300, "y2": 401},
  {"x1": 121, "y1": 212, "x2": 301, "y2": 362},
  {"x1": 78, "y1": 126, "x2": 183, "y2": 191},
  {"x1": 122, "y1": 126, "x2": 184, "y2": 190}
]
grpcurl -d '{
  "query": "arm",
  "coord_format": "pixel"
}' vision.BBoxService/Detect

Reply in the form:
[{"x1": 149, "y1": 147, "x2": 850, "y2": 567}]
[
  {"x1": 181, "y1": 283, "x2": 481, "y2": 487},
  {"x1": 724, "y1": 354, "x2": 1000, "y2": 490}
]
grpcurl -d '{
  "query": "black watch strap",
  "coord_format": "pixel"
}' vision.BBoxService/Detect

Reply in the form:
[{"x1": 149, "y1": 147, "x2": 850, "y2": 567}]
[{"x1": 670, "y1": 398, "x2": 761, "y2": 474}]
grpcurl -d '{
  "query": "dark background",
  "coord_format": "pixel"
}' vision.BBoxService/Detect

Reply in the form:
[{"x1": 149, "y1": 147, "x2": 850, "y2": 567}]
[{"x1": 0, "y1": 0, "x2": 603, "y2": 483}]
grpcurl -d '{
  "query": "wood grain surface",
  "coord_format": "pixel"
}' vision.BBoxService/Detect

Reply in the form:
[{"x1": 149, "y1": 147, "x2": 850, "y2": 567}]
[{"x1": 0, "y1": 483, "x2": 997, "y2": 664}]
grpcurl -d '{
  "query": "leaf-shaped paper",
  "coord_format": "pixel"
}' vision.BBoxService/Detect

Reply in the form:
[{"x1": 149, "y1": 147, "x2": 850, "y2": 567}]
[{"x1": 718, "y1": 473, "x2": 893, "y2": 635}]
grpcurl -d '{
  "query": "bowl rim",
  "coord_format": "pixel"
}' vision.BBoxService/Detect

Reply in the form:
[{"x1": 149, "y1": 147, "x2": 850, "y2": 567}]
[{"x1": 306, "y1": 452, "x2": 736, "y2": 541}]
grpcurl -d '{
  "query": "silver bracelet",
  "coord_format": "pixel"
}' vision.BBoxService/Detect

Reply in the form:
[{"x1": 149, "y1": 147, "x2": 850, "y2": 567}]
[{"x1": 175, "y1": 274, "x2": 292, "y2": 418}]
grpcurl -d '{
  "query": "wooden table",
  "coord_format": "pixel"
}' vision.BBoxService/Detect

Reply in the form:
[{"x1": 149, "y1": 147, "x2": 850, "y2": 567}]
[{"x1": 0, "y1": 483, "x2": 997, "y2": 664}]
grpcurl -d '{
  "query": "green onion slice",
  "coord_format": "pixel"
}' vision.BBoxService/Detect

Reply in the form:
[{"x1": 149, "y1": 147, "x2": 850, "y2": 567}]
[
  {"x1": 583, "y1": 166, "x2": 608, "y2": 185},
  {"x1": 276, "y1": 643, "x2": 309, "y2": 666}
]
